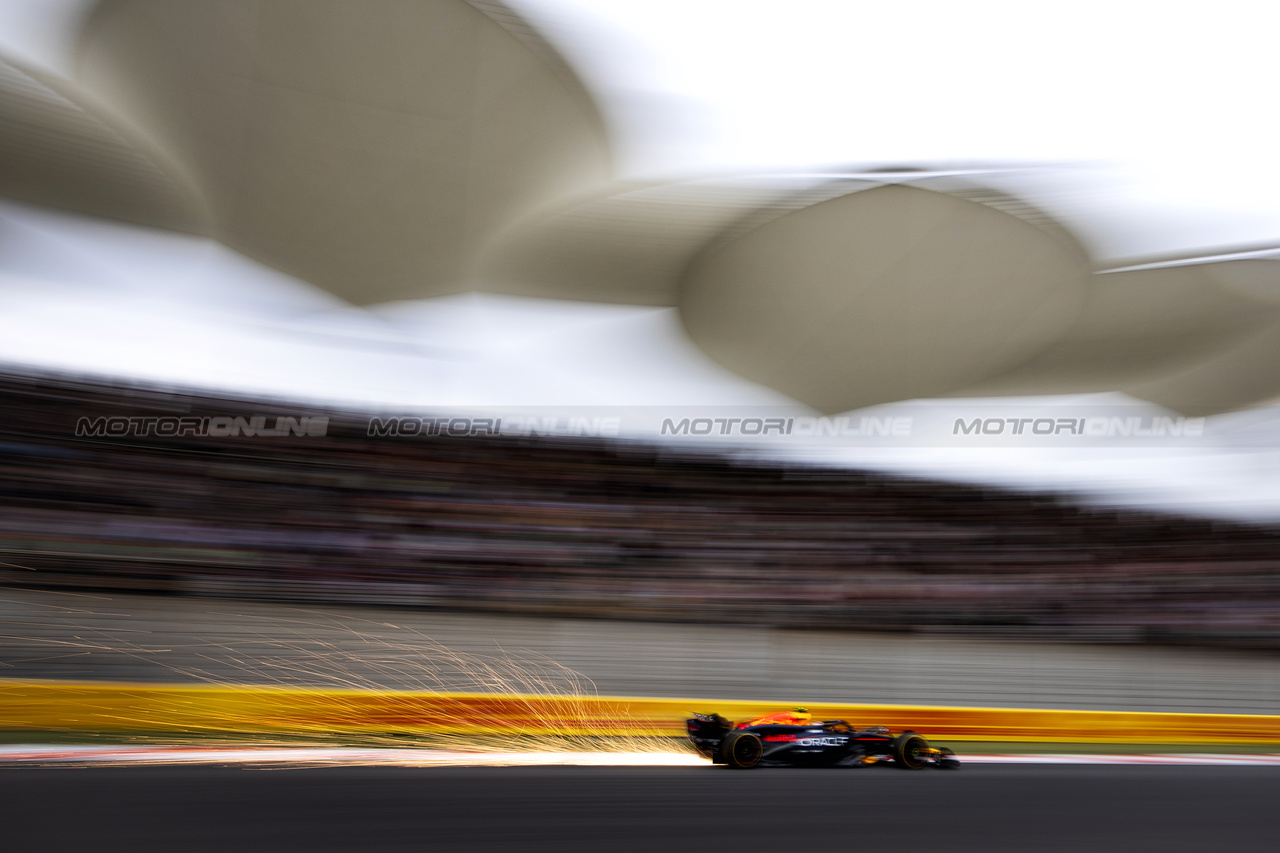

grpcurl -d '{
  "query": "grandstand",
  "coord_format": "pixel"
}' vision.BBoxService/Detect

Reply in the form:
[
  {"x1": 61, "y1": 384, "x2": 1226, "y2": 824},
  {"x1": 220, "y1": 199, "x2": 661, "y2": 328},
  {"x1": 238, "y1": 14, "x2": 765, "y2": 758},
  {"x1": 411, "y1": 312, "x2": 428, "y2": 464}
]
[{"x1": 3, "y1": 369, "x2": 1278, "y2": 650}]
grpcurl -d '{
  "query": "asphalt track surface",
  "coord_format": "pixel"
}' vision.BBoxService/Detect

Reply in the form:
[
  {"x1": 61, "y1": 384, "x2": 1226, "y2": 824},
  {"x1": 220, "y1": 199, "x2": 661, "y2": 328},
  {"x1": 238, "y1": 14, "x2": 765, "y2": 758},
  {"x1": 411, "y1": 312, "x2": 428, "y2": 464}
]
[{"x1": 5, "y1": 764, "x2": 1278, "y2": 852}]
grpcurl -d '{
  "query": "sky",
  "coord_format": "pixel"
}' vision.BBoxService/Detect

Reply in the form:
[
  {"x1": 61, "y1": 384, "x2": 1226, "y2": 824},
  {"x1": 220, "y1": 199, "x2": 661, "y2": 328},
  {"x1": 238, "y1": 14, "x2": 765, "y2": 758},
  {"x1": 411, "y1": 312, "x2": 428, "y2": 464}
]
[{"x1": 3, "y1": 0, "x2": 1280, "y2": 520}]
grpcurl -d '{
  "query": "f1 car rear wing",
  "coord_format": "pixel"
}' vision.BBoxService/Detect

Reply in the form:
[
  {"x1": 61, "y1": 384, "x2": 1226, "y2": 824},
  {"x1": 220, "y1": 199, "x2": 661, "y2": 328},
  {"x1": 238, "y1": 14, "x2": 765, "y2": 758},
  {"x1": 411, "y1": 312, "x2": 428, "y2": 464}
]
[{"x1": 686, "y1": 712, "x2": 732, "y2": 759}]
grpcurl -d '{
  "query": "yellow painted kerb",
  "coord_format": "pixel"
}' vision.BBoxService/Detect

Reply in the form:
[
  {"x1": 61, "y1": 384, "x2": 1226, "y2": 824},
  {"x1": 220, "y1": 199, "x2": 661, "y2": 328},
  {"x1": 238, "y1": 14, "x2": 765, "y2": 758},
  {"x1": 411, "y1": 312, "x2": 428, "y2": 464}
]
[{"x1": 2, "y1": 679, "x2": 1279, "y2": 744}]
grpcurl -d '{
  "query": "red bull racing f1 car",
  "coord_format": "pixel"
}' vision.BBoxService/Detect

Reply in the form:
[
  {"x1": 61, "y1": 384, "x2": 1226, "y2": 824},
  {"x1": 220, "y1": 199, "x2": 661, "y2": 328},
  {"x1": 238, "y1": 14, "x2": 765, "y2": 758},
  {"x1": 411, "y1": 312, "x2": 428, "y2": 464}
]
[{"x1": 687, "y1": 708, "x2": 960, "y2": 770}]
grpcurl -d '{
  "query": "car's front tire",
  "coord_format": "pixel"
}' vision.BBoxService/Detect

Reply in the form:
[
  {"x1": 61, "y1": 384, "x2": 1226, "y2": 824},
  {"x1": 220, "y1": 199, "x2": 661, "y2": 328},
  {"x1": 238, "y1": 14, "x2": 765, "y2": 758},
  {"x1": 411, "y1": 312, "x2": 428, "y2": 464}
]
[{"x1": 893, "y1": 732, "x2": 930, "y2": 770}]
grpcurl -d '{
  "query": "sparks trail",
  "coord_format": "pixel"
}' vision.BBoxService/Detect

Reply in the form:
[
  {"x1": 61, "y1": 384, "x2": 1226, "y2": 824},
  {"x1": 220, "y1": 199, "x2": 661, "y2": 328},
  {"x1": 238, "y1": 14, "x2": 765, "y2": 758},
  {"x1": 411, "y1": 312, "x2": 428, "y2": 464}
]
[{"x1": 0, "y1": 590, "x2": 684, "y2": 756}]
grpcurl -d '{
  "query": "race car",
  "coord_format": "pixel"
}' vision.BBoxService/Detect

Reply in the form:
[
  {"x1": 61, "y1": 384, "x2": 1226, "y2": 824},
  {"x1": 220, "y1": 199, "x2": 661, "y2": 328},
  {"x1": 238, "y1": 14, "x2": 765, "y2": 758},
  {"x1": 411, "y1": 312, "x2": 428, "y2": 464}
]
[{"x1": 686, "y1": 708, "x2": 960, "y2": 769}]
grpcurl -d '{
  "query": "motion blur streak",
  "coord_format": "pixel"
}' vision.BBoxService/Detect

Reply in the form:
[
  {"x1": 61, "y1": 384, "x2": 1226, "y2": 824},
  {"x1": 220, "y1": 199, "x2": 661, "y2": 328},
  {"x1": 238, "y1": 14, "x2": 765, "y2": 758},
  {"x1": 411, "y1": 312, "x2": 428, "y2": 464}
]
[
  {"x1": 2, "y1": 372, "x2": 1280, "y2": 651},
  {"x1": 6, "y1": 765, "x2": 1280, "y2": 853},
  {"x1": 2, "y1": 745, "x2": 1278, "y2": 767},
  {"x1": 4, "y1": 680, "x2": 1280, "y2": 745}
]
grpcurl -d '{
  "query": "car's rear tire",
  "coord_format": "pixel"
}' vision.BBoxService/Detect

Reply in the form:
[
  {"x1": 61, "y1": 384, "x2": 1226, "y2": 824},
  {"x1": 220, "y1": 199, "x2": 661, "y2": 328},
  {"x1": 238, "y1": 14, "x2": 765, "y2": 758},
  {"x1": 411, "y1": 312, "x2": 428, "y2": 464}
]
[
  {"x1": 721, "y1": 732, "x2": 763, "y2": 768},
  {"x1": 893, "y1": 732, "x2": 930, "y2": 770}
]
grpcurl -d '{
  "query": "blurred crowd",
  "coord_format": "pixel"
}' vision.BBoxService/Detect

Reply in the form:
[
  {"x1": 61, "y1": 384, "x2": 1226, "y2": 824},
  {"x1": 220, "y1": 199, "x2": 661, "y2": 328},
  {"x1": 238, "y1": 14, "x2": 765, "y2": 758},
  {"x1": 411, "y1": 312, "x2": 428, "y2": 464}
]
[{"x1": 2, "y1": 370, "x2": 1279, "y2": 648}]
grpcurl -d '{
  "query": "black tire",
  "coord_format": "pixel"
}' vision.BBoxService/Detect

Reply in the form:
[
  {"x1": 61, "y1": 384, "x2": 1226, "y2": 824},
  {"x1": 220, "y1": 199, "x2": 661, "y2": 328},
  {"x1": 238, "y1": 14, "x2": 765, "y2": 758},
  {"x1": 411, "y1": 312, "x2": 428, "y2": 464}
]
[
  {"x1": 893, "y1": 733, "x2": 930, "y2": 770},
  {"x1": 721, "y1": 732, "x2": 763, "y2": 769}
]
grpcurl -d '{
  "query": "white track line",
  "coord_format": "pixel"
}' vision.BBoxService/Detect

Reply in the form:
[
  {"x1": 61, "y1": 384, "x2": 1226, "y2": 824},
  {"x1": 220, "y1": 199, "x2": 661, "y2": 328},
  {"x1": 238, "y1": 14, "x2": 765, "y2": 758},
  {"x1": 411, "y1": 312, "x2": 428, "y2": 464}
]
[
  {"x1": 0, "y1": 745, "x2": 707, "y2": 767},
  {"x1": 962, "y1": 753, "x2": 1280, "y2": 766},
  {"x1": 2, "y1": 746, "x2": 1280, "y2": 767}
]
